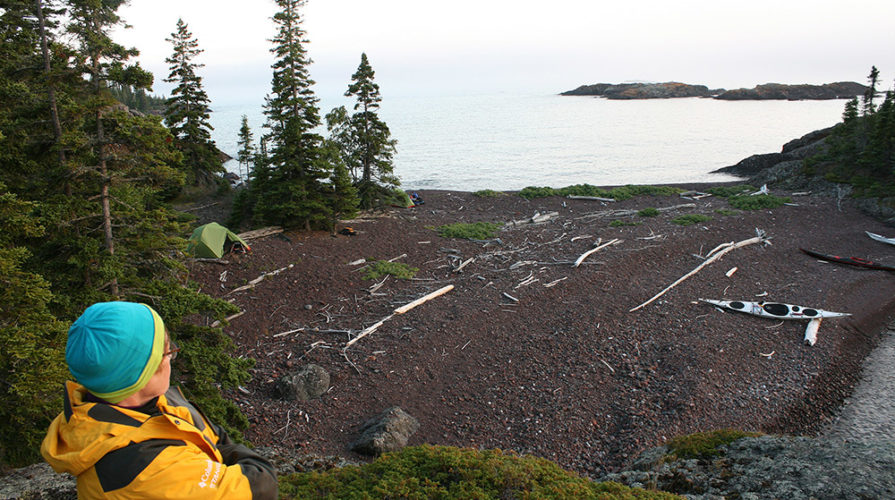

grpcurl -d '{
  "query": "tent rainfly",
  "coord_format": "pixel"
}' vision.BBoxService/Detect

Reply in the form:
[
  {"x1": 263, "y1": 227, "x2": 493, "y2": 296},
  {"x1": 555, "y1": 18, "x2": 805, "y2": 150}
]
[{"x1": 187, "y1": 222, "x2": 251, "y2": 258}]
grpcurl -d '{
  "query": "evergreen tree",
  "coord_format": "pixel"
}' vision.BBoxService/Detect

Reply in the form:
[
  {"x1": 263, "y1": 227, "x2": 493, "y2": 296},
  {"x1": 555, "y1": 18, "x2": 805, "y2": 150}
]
[
  {"x1": 862, "y1": 65, "x2": 880, "y2": 116},
  {"x1": 236, "y1": 114, "x2": 255, "y2": 182},
  {"x1": 330, "y1": 52, "x2": 399, "y2": 209},
  {"x1": 164, "y1": 18, "x2": 220, "y2": 183},
  {"x1": 321, "y1": 140, "x2": 359, "y2": 232},
  {"x1": 249, "y1": 0, "x2": 330, "y2": 230}
]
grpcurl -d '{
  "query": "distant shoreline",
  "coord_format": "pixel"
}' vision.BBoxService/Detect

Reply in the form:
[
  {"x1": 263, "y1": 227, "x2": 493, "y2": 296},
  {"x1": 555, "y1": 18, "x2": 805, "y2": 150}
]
[{"x1": 561, "y1": 81, "x2": 867, "y2": 101}]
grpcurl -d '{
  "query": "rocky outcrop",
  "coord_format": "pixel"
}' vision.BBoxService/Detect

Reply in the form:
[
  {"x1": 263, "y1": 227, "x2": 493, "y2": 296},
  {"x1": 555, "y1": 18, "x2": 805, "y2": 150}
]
[
  {"x1": 601, "y1": 435, "x2": 895, "y2": 499},
  {"x1": 716, "y1": 82, "x2": 867, "y2": 100},
  {"x1": 349, "y1": 407, "x2": 419, "y2": 456},
  {"x1": 561, "y1": 82, "x2": 718, "y2": 99},
  {"x1": 562, "y1": 81, "x2": 867, "y2": 101},
  {"x1": 274, "y1": 364, "x2": 330, "y2": 401}
]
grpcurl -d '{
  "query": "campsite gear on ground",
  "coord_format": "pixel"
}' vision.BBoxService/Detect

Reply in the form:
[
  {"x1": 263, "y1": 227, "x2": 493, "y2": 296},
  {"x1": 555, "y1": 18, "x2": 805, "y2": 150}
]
[
  {"x1": 187, "y1": 222, "x2": 252, "y2": 258},
  {"x1": 866, "y1": 231, "x2": 895, "y2": 246},
  {"x1": 801, "y1": 248, "x2": 895, "y2": 272},
  {"x1": 410, "y1": 192, "x2": 425, "y2": 205},
  {"x1": 340, "y1": 227, "x2": 357, "y2": 236},
  {"x1": 699, "y1": 299, "x2": 851, "y2": 319}
]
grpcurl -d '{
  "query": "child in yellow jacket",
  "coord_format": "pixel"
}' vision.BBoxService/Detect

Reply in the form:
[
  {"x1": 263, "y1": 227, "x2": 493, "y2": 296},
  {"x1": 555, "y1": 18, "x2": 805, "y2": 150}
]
[{"x1": 42, "y1": 301, "x2": 278, "y2": 499}]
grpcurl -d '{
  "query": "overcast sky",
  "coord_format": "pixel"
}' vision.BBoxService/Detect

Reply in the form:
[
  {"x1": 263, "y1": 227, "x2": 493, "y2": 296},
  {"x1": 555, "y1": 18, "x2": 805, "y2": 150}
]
[{"x1": 114, "y1": 0, "x2": 895, "y2": 105}]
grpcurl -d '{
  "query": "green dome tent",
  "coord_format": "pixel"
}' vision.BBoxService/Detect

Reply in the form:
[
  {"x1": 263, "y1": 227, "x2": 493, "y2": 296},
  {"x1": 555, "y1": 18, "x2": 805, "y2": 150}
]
[{"x1": 187, "y1": 222, "x2": 251, "y2": 258}]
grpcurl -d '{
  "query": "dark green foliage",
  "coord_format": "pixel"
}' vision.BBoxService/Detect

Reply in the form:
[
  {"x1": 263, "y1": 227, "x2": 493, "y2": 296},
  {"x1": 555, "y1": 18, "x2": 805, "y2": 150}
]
[
  {"x1": 705, "y1": 185, "x2": 755, "y2": 197},
  {"x1": 519, "y1": 184, "x2": 680, "y2": 200},
  {"x1": 279, "y1": 445, "x2": 682, "y2": 499},
  {"x1": 236, "y1": 115, "x2": 255, "y2": 183},
  {"x1": 164, "y1": 18, "x2": 221, "y2": 183},
  {"x1": 670, "y1": 214, "x2": 711, "y2": 226},
  {"x1": 727, "y1": 194, "x2": 791, "y2": 210},
  {"x1": 714, "y1": 209, "x2": 738, "y2": 216},
  {"x1": 0, "y1": 185, "x2": 68, "y2": 466},
  {"x1": 610, "y1": 219, "x2": 640, "y2": 227},
  {"x1": 241, "y1": 0, "x2": 331, "y2": 230},
  {"x1": 362, "y1": 260, "x2": 419, "y2": 281},
  {"x1": 473, "y1": 189, "x2": 506, "y2": 197},
  {"x1": 637, "y1": 207, "x2": 660, "y2": 217},
  {"x1": 806, "y1": 67, "x2": 895, "y2": 195},
  {"x1": 108, "y1": 83, "x2": 166, "y2": 114},
  {"x1": 437, "y1": 222, "x2": 503, "y2": 240},
  {"x1": 665, "y1": 430, "x2": 761, "y2": 461}
]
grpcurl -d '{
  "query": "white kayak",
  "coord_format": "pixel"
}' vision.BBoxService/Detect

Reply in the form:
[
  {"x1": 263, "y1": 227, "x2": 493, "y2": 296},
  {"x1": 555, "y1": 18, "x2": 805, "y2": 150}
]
[
  {"x1": 699, "y1": 299, "x2": 851, "y2": 320},
  {"x1": 866, "y1": 231, "x2": 895, "y2": 246}
]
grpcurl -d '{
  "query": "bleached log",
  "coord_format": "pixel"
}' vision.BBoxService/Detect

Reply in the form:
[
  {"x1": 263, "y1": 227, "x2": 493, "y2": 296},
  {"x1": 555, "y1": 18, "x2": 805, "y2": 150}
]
[
  {"x1": 237, "y1": 226, "x2": 283, "y2": 240},
  {"x1": 804, "y1": 318, "x2": 822, "y2": 346},
  {"x1": 348, "y1": 258, "x2": 366, "y2": 266},
  {"x1": 574, "y1": 238, "x2": 620, "y2": 267},
  {"x1": 394, "y1": 285, "x2": 454, "y2": 314},
  {"x1": 544, "y1": 277, "x2": 568, "y2": 288},
  {"x1": 725, "y1": 267, "x2": 738, "y2": 277},
  {"x1": 567, "y1": 195, "x2": 616, "y2": 202},
  {"x1": 388, "y1": 253, "x2": 407, "y2": 262},
  {"x1": 228, "y1": 263, "x2": 294, "y2": 294},
  {"x1": 453, "y1": 257, "x2": 475, "y2": 273},
  {"x1": 211, "y1": 311, "x2": 244, "y2": 328},
  {"x1": 192, "y1": 257, "x2": 229, "y2": 265},
  {"x1": 629, "y1": 234, "x2": 766, "y2": 312},
  {"x1": 344, "y1": 285, "x2": 455, "y2": 350},
  {"x1": 273, "y1": 327, "x2": 305, "y2": 337}
]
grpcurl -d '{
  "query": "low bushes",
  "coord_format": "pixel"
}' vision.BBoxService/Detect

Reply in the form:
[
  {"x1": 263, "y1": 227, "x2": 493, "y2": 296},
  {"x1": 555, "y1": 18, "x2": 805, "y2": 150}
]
[{"x1": 436, "y1": 222, "x2": 503, "y2": 240}]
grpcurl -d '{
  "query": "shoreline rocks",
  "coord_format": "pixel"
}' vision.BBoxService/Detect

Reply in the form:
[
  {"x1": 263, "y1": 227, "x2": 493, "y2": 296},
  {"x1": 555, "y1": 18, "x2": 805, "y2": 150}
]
[{"x1": 561, "y1": 81, "x2": 867, "y2": 101}]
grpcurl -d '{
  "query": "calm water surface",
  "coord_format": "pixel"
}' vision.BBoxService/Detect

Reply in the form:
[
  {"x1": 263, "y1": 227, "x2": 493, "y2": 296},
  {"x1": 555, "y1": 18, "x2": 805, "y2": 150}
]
[{"x1": 211, "y1": 93, "x2": 845, "y2": 191}]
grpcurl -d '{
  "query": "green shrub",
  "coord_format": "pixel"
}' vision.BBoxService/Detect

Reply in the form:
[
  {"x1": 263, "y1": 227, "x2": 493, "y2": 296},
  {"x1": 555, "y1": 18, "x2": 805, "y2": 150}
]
[
  {"x1": 436, "y1": 222, "x2": 502, "y2": 240},
  {"x1": 610, "y1": 219, "x2": 640, "y2": 227},
  {"x1": 518, "y1": 186, "x2": 559, "y2": 199},
  {"x1": 637, "y1": 207, "x2": 660, "y2": 217},
  {"x1": 279, "y1": 445, "x2": 682, "y2": 499},
  {"x1": 519, "y1": 184, "x2": 681, "y2": 201},
  {"x1": 665, "y1": 429, "x2": 762, "y2": 461},
  {"x1": 727, "y1": 194, "x2": 791, "y2": 210},
  {"x1": 473, "y1": 189, "x2": 506, "y2": 198},
  {"x1": 363, "y1": 260, "x2": 419, "y2": 280},
  {"x1": 714, "y1": 209, "x2": 737, "y2": 216},
  {"x1": 706, "y1": 185, "x2": 755, "y2": 197},
  {"x1": 671, "y1": 214, "x2": 712, "y2": 226}
]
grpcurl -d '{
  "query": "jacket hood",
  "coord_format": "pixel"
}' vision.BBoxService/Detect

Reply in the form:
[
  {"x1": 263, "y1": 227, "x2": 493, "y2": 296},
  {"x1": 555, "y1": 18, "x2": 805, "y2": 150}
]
[{"x1": 41, "y1": 381, "x2": 155, "y2": 476}]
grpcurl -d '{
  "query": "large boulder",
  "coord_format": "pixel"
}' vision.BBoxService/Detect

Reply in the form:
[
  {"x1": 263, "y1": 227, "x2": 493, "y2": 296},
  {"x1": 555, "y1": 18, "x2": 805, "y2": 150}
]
[
  {"x1": 349, "y1": 407, "x2": 419, "y2": 456},
  {"x1": 274, "y1": 364, "x2": 330, "y2": 401}
]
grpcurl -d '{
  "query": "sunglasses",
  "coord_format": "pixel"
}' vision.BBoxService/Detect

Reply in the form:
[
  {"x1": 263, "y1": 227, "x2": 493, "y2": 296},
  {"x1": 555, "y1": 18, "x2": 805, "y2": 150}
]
[{"x1": 163, "y1": 340, "x2": 180, "y2": 361}]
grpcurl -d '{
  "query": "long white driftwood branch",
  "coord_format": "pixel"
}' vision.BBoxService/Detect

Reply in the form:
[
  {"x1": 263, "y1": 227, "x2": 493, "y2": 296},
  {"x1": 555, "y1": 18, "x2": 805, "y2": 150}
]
[
  {"x1": 574, "y1": 238, "x2": 620, "y2": 267},
  {"x1": 629, "y1": 233, "x2": 767, "y2": 312},
  {"x1": 237, "y1": 226, "x2": 283, "y2": 240},
  {"x1": 227, "y1": 263, "x2": 294, "y2": 295},
  {"x1": 344, "y1": 285, "x2": 454, "y2": 350}
]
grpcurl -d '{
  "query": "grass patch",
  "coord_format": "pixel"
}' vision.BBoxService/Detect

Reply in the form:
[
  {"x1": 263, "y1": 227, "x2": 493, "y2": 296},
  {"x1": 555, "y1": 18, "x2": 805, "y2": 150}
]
[
  {"x1": 363, "y1": 260, "x2": 419, "y2": 280},
  {"x1": 665, "y1": 429, "x2": 762, "y2": 461},
  {"x1": 714, "y1": 208, "x2": 738, "y2": 216},
  {"x1": 706, "y1": 184, "x2": 755, "y2": 197},
  {"x1": 279, "y1": 445, "x2": 682, "y2": 499},
  {"x1": 637, "y1": 207, "x2": 660, "y2": 217},
  {"x1": 727, "y1": 194, "x2": 791, "y2": 210},
  {"x1": 610, "y1": 219, "x2": 641, "y2": 227},
  {"x1": 436, "y1": 221, "x2": 502, "y2": 240},
  {"x1": 473, "y1": 189, "x2": 506, "y2": 198},
  {"x1": 518, "y1": 184, "x2": 681, "y2": 201},
  {"x1": 671, "y1": 214, "x2": 711, "y2": 226}
]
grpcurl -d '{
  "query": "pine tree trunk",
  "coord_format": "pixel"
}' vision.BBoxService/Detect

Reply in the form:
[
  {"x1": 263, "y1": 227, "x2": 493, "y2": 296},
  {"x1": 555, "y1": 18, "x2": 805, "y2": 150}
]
[{"x1": 35, "y1": 0, "x2": 69, "y2": 195}]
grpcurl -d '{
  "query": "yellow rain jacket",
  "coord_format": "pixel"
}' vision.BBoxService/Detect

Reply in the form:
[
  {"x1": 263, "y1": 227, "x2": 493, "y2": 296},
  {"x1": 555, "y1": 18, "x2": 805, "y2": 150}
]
[{"x1": 41, "y1": 381, "x2": 277, "y2": 499}]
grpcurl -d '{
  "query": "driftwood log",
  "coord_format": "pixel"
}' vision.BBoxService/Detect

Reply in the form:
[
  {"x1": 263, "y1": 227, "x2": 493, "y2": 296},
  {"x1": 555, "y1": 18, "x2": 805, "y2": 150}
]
[
  {"x1": 344, "y1": 285, "x2": 454, "y2": 350},
  {"x1": 238, "y1": 226, "x2": 283, "y2": 240},
  {"x1": 629, "y1": 232, "x2": 768, "y2": 312},
  {"x1": 574, "y1": 238, "x2": 621, "y2": 267}
]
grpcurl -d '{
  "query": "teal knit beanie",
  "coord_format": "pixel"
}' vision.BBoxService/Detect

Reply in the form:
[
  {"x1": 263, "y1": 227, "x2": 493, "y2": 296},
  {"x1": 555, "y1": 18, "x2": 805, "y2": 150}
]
[{"x1": 66, "y1": 302, "x2": 166, "y2": 403}]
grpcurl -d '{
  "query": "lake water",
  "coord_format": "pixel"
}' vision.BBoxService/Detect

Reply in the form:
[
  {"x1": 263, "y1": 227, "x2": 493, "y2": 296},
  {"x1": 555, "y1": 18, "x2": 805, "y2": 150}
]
[{"x1": 209, "y1": 93, "x2": 846, "y2": 192}]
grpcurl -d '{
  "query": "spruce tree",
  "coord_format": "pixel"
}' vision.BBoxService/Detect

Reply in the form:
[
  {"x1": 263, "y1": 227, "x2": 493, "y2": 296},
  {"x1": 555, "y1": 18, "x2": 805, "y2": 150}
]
[
  {"x1": 236, "y1": 114, "x2": 255, "y2": 182},
  {"x1": 164, "y1": 18, "x2": 219, "y2": 183},
  {"x1": 862, "y1": 65, "x2": 880, "y2": 116},
  {"x1": 332, "y1": 52, "x2": 399, "y2": 209},
  {"x1": 252, "y1": 0, "x2": 330, "y2": 230}
]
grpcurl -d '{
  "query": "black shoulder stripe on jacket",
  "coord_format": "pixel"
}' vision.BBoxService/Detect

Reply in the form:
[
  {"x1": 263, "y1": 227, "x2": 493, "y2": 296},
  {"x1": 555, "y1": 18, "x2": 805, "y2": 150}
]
[
  {"x1": 87, "y1": 404, "x2": 143, "y2": 427},
  {"x1": 95, "y1": 439, "x2": 186, "y2": 492},
  {"x1": 63, "y1": 385, "x2": 73, "y2": 421}
]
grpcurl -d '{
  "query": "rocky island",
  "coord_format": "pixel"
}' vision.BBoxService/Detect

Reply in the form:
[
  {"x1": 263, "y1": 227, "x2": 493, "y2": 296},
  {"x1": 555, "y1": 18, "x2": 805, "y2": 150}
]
[{"x1": 562, "y1": 81, "x2": 867, "y2": 100}]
